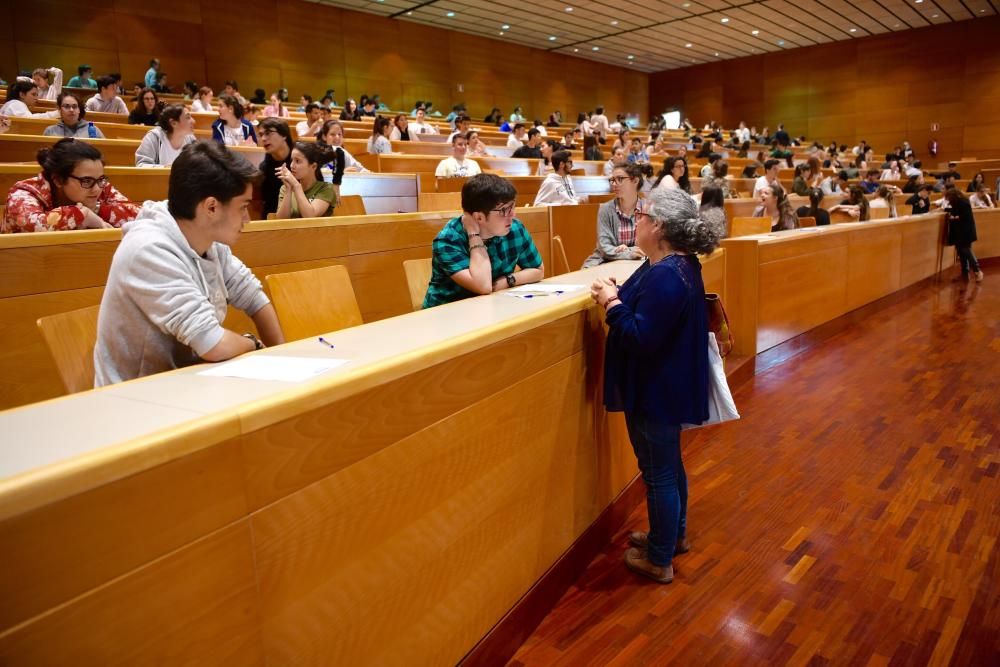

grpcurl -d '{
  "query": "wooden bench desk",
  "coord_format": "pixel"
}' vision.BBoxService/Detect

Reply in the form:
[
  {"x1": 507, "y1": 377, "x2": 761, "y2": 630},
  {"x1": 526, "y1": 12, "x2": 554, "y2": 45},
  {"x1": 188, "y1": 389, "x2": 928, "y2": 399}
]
[{"x1": 0, "y1": 134, "x2": 265, "y2": 168}]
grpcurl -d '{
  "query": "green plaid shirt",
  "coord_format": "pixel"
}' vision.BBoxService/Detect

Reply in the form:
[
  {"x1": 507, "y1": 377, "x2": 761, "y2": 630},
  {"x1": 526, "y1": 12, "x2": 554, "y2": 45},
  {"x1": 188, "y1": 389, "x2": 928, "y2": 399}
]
[{"x1": 422, "y1": 217, "x2": 543, "y2": 308}]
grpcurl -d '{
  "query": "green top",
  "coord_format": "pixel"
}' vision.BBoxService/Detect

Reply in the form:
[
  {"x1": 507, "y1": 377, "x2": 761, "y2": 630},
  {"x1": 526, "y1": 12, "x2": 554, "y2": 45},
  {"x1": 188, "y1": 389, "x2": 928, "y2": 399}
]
[
  {"x1": 422, "y1": 216, "x2": 542, "y2": 309},
  {"x1": 278, "y1": 180, "x2": 336, "y2": 218}
]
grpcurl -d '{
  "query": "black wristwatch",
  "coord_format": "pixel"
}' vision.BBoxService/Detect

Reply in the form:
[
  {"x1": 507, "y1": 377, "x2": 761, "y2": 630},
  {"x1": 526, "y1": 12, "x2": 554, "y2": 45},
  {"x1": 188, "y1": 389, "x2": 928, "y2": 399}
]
[
  {"x1": 243, "y1": 333, "x2": 264, "y2": 350},
  {"x1": 506, "y1": 274, "x2": 517, "y2": 288}
]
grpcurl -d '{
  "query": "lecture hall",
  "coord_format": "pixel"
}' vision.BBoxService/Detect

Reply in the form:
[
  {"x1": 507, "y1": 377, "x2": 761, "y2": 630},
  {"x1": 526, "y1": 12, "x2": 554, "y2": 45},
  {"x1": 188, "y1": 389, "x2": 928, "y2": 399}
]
[{"x1": 0, "y1": 0, "x2": 998, "y2": 664}]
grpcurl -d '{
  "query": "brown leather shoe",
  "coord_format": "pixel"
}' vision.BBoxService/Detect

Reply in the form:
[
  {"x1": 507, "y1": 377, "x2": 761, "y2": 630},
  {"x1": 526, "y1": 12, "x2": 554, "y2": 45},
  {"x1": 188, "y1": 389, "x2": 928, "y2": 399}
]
[
  {"x1": 975, "y1": 270, "x2": 984, "y2": 283},
  {"x1": 624, "y1": 547, "x2": 673, "y2": 583},
  {"x1": 628, "y1": 531, "x2": 690, "y2": 555}
]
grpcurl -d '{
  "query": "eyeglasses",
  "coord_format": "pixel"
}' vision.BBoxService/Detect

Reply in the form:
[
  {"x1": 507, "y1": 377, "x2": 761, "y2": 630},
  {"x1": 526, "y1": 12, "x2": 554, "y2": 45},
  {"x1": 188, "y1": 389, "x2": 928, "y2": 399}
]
[
  {"x1": 67, "y1": 175, "x2": 109, "y2": 189},
  {"x1": 491, "y1": 202, "x2": 516, "y2": 217},
  {"x1": 60, "y1": 104, "x2": 80, "y2": 110},
  {"x1": 608, "y1": 176, "x2": 630, "y2": 185}
]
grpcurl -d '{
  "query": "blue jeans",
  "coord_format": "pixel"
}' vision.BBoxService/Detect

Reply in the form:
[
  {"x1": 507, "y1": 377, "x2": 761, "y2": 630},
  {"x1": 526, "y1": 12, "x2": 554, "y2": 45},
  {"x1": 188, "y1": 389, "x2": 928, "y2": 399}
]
[
  {"x1": 625, "y1": 411, "x2": 686, "y2": 567},
  {"x1": 956, "y1": 244, "x2": 980, "y2": 275}
]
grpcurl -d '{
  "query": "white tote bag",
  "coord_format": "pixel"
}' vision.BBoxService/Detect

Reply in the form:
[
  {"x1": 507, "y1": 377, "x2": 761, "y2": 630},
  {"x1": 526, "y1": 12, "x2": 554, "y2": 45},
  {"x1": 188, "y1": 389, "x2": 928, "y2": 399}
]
[{"x1": 682, "y1": 332, "x2": 740, "y2": 430}]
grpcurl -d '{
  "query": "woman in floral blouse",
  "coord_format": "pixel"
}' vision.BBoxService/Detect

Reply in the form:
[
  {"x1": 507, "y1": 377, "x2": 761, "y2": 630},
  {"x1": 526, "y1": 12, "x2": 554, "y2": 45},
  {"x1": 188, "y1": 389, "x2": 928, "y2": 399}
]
[{"x1": 3, "y1": 138, "x2": 139, "y2": 233}]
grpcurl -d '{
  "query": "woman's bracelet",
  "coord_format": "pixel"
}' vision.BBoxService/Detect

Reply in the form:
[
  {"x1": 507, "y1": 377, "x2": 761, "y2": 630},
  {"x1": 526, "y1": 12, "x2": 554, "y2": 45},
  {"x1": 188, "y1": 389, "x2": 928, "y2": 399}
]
[{"x1": 604, "y1": 297, "x2": 621, "y2": 309}]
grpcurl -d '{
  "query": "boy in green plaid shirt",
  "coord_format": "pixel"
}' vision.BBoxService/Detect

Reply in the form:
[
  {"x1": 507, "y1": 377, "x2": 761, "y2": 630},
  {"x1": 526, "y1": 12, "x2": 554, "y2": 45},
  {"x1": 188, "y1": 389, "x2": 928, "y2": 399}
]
[{"x1": 423, "y1": 174, "x2": 544, "y2": 308}]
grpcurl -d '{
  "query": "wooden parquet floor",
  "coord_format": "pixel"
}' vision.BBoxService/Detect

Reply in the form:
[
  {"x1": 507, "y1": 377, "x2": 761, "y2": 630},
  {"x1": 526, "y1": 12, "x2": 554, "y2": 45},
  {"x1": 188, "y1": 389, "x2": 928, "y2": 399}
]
[{"x1": 508, "y1": 271, "x2": 999, "y2": 667}]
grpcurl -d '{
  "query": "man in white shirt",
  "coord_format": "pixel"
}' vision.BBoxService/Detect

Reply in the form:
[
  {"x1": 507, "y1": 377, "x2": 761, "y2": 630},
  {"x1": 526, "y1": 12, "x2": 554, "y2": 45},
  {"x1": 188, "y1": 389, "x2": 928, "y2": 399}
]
[
  {"x1": 735, "y1": 121, "x2": 751, "y2": 145},
  {"x1": 533, "y1": 150, "x2": 582, "y2": 206},
  {"x1": 85, "y1": 76, "x2": 129, "y2": 114},
  {"x1": 753, "y1": 159, "x2": 782, "y2": 198},
  {"x1": 410, "y1": 107, "x2": 438, "y2": 135},
  {"x1": 534, "y1": 120, "x2": 547, "y2": 137},
  {"x1": 295, "y1": 103, "x2": 323, "y2": 138},
  {"x1": 821, "y1": 170, "x2": 848, "y2": 196},
  {"x1": 507, "y1": 124, "x2": 526, "y2": 148},
  {"x1": 32, "y1": 67, "x2": 63, "y2": 102},
  {"x1": 590, "y1": 106, "x2": 610, "y2": 140},
  {"x1": 435, "y1": 133, "x2": 482, "y2": 178},
  {"x1": 446, "y1": 115, "x2": 472, "y2": 143}
]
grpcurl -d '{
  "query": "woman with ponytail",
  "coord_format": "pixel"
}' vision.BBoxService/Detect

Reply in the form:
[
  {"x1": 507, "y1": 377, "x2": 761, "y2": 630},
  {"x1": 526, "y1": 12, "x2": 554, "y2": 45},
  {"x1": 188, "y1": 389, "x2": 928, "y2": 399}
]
[
  {"x1": 3, "y1": 138, "x2": 139, "y2": 233},
  {"x1": 589, "y1": 187, "x2": 724, "y2": 584},
  {"x1": 274, "y1": 141, "x2": 338, "y2": 219},
  {"x1": 752, "y1": 183, "x2": 799, "y2": 231}
]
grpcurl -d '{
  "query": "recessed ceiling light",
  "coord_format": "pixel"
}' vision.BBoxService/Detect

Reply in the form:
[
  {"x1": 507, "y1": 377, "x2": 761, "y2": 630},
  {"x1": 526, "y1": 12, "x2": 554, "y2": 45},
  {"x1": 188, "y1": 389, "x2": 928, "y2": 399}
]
[
  {"x1": 915, "y1": 0, "x2": 923, "y2": 3},
  {"x1": 849, "y1": 27, "x2": 857, "y2": 32},
  {"x1": 778, "y1": 40, "x2": 785, "y2": 45},
  {"x1": 683, "y1": 2, "x2": 690, "y2": 7},
  {"x1": 752, "y1": 29, "x2": 760, "y2": 35},
  {"x1": 894, "y1": 23, "x2": 900, "y2": 27},
  {"x1": 406, "y1": 10, "x2": 413, "y2": 15},
  {"x1": 721, "y1": 18, "x2": 729, "y2": 23},
  {"x1": 565, "y1": 6, "x2": 573, "y2": 11},
  {"x1": 573, "y1": 48, "x2": 579, "y2": 52},
  {"x1": 714, "y1": 52, "x2": 719, "y2": 56},
  {"x1": 592, "y1": 46, "x2": 600, "y2": 51},
  {"x1": 932, "y1": 13, "x2": 939, "y2": 17},
  {"x1": 685, "y1": 43, "x2": 693, "y2": 47},
  {"x1": 446, "y1": 11, "x2": 455, "y2": 17},
  {"x1": 611, "y1": 20, "x2": 619, "y2": 26},
  {"x1": 502, "y1": 24, "x2": 510, "y2": 29},
  {"x1": 498, "y1": 31, "x2": 504, "y2": 35},
  {"x1": 548, "y1": 35, "x2": 557, "y2": 41},
  {"x1": 980, "y1": 8, "x2": 986, "y2": 12},
  {"x1": 627, "y1": 55, "x2": 635, "y2": 60}
]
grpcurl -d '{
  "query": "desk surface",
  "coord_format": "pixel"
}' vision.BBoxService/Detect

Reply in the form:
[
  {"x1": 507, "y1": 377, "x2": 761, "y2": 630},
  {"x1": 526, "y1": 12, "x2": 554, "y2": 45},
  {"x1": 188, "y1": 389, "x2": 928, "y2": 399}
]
[{"x1": 0, "y1": 261, "x2": 640, "y2": 518}]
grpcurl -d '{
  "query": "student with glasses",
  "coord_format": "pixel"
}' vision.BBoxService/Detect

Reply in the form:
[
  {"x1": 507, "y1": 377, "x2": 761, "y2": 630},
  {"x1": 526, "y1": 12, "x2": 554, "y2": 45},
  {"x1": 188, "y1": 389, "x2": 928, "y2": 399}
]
[
  {"x1": 43, "y1": 92, "x2": 104, "y2": 138},
  {"x1": 422, "y1": 174, "x2": 544, "y2": 308},
  {"x1": 3, "y1": 138, "x2": 139, "y2": 233},
  {"x1": 583, "y1": 163, "x2": 647, "y2": 268}
]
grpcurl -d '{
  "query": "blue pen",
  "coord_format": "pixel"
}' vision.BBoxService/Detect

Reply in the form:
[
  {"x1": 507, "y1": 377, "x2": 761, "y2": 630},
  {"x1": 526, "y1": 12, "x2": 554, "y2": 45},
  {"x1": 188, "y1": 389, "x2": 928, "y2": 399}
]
[{"x1": 318, "y1": 337, "x2": 335, "y2": 349}]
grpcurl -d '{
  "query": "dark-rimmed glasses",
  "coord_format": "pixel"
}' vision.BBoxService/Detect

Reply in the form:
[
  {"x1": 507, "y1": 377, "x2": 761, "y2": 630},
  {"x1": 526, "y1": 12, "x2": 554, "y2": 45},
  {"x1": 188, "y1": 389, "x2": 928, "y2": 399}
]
[
  {"x1": 67, "y1": 175, "x2": 109, "y2": 189},
  {"x1": 491, "y1": 202, "x2": 516, "y2": 217}
]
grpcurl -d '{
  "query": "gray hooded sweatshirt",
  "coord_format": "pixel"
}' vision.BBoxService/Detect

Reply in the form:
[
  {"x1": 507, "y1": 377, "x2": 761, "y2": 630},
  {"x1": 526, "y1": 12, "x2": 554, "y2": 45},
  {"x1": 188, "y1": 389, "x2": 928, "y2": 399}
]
[{"x1": 94, "y1": 200, "x2": 269, "y2": 387}]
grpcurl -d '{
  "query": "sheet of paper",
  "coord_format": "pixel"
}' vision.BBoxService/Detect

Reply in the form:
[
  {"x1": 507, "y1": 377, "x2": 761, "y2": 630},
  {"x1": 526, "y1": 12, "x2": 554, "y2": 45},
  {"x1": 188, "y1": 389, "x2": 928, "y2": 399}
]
[
  {"x1": 504, "y1": 283, "x2": 587, "y2": 299},
  {"x1": 197, "y1": 355, "x2": 348, "y2": 382}
]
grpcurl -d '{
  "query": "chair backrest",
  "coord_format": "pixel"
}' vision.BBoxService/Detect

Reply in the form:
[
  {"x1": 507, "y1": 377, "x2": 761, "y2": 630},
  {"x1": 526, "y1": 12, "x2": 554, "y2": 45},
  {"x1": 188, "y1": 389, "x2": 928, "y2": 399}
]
[
  {"x1": 730, "y1": 216, "x2": 772, "y2": 237},
  {"x1": 418, "y1": 192, "x2": 462, "y2": 212},
  {"x1": 333, "y1": 194, "x2": 366, "y2": 217},
  {"x1": 569, "y1": 168, "x2": 586, "y2": 176},
  {"x1": 870, "y1": 206, "x2": 890, "y2": 219},
  {"x1": 402, "y1": 258, "x2": 432, "y2": 311},
  {"x1": 830, "y1": 208, "x2": 858, "y2": 223},
  {"x1": 798, "y1": 216, "x2": 816, "y2": 227},
  {"x1": 897, "y1": 203, "x2": 912, "y2": 217},
  {"x1": 36, "y1": 304, "x2": 101, "y2": 394},
  {"x1": 264, "y1": 264, "x2": 362, "y2": 340},
  {"x1": 551, "y1": 235, "x2": 571, "y2": 276}
]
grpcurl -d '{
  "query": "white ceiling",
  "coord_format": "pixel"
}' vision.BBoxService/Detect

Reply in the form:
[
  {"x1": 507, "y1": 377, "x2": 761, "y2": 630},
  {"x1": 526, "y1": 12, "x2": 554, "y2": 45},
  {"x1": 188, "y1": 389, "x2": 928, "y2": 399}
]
[{"x1": 308, "y1": 0, "x2": 998, "y2": 72}]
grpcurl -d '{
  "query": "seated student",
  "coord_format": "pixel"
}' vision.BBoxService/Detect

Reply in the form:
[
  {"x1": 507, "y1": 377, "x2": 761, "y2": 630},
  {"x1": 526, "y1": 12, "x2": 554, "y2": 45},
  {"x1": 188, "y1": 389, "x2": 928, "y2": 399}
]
[
  {"x1": 484, "y1": 107, "x2": 503, "y2": 125},
  {"x1": 753, "y1": 159, "x2": 782, "y2": 197},
  {"x1": 533, "y1": 119, "x2": 548, "y2": 137},
  {"x1": 534, "y1": 150, "x2": 582, "y2": 206},
  {"x1": 967, "y1": 172, "x2": 987, "y2": 194},
  {"x1": 44, "y1": 92, "x2": 104, "y2": 138},
  {"x1": 651, "y1": 156, "x2": 690, "y2": 193},
  {"x1": 409, "y1": 106, "x2": 438, "y2": 135},
  {"x1": 821, "y1": 170, "x2": 848, "y2": 196},
  {"x1": 859, "y1": 169, "x2": 881, "y2": 194},
  {"x1": 506, "y1": 124, "x2": 527, "y2": 148},
  {"x1": 128, "y1": 87, "x2": 161, "y2": 126},
  {"x1": 211, "y1": 95, "x2": 257, "y2": 146},
  {"x1": 32, "y1": 66, "x2": 63, "y2": 101},
  {"x1": 360, "y1": 98, "x2": 377, "y2": 118},
  {"x1": 423, "y1": 174, "x2": 543, "y2": 308},
  {"x1": 512, "y1": 128, "x2": 543, "y2": 159},
  {"x1": 562, "y1": 129, "x2": 580, "y2": 150},
  {"x1": 389, "y1": 113, "x2": 418, "y2": 141},
  {"x1": 258, "y1": 118, "x2": 294, "y2": 216},
  {"x1": 869, "y1": 185, "x2": 898, "y2": 217},
  {"x1": 274, "y1": 142, "x2": 338, "y2": 219},
  {"x1": 66, "y1": 64, "x2": 97, "y2": 89},
  {"x1": 319, "y1": 119, "x2": 366, "y2": 173},
  {"x1": 753, "y1": 183, "x2": 799, "y2": 231},
  {"x1": 191, "y1": 86, "x2": 214, "y2": 113},
  {"x1": 881, "y1": 160, "x2": 901, "y2": 182},
  {"x1": 94, "y1": 141, "x2": 284, "y2": 386},
  {"x1": 4, "y1": 138, "x2": 139, "y2": 233},
  {"x1": 263, "y1": 92, "x2": 289, "y2": 118},
  {"x1": 293, "y1": 102, "x2": 323, "y2": 138},
  {"x1": 151, "y1": 72, "x2": 171, "y2": 94},
  {"x1": 295, "y1": 94, "x2": 312, "y2": 113},
  {"x1": 698, "y1": 152, "x2": 720, "y2": 178},
  {"x1": 611, "y1": 129, "x2": 631, "y2": 153},
  {"x1": 933, "y1": 171, "x2": 958, "y2": 193},
  {"x1": 135, "y1": 104, "x2": 197, "y2": 167},
  {"x1": 446, "y1": 115, "x2": 472, "y2": 143},
  {"x1": 627, "y1": 137, "x2": 649, "y2": 164},
  {"x1": 0, "y1": 79, "x2": 50, "y2": 118},
  {"x1": 338, "y1": 98, "x2": 360, "y2": 121},
  {"x1": 583, "y1": 162, "x2": 646, "y2": 268},
  {"x1": 182, "y1": 80, "x2": 198, "y2": 101},
  {"x1": 829, "y1": 184, "x2": 871, "y2": 221},
  {"x1": 905, "y1": 184, "x2": 933, "y2": 215},
  {"x1": 220, "y1": 81, "x2": 248, "y2": 107},
  {"x1": 84, "y1": 76, "x2": 129, "y2": 114},
  {"x1": 466, "y1": 130, "x2": 492, "y2": 157},
  {"x1": 702, "y1": 159, "x2": 736, "y2": 198},
  {"x1": 509, "y1": 106, "x2": 526, "y2": 123},
  {"x1": 969, "y1": 184, "x2": 995, "y2": 209},
  {"x1": 367, "y1": 116, "x2": 393, "y2": 155},
  {"x1": 795, "y1": 187, "x2": 831, "y2": 226},
  {"x1": 435, "y1": 133, "x2": 482, "y2": 178},
  {"x1": 537, "y1": 140, "x2": 560, "y2": 176},
  {"x1": 604, "y1": 146, "x2": 627, "y2": 177},
  {"x1": 584, "y1": 135, "x2": 603, "y2": 161}
]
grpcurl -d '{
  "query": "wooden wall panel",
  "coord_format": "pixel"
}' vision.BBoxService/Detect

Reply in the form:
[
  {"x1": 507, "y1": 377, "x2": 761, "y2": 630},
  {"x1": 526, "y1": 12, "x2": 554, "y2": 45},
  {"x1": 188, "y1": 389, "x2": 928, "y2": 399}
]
[
  {"x1": 649, "y1": 16, "x2": 1000, "y2": 164},
  {"x1": 6, "y1": 0, "x2": 646, "y2": 121}
]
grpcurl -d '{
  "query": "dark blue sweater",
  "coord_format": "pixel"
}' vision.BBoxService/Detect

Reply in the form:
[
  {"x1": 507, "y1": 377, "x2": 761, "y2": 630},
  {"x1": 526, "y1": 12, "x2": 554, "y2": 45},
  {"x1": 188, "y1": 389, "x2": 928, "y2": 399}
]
[{"x1": 604, "y1": 254, "x2": 709, "y2": 426}]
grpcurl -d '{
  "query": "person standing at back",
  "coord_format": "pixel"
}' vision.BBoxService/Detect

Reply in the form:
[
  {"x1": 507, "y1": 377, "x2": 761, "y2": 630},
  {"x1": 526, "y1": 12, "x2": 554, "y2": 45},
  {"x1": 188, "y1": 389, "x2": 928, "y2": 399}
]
[
  {"x1": 945, "y1": 189, "x2": 984, "y2": 283},
  {"x1": 144, "y1": 59, "x2": 160, "y2": 88}
]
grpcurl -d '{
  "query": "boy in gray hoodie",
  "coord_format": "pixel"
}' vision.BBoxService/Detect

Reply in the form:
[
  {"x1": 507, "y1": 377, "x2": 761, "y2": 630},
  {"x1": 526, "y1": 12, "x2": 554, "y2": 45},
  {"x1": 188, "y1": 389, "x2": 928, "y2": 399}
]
[{"x1": 95, "y1": 141, "x2": 284, "y2": 386}]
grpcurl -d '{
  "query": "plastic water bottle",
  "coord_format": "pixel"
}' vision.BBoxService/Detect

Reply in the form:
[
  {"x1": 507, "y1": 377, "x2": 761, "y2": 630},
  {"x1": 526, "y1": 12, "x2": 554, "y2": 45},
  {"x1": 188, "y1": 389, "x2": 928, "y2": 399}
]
[{"x1": 87, "y1": 122, "x2": 97, "y2": 138}]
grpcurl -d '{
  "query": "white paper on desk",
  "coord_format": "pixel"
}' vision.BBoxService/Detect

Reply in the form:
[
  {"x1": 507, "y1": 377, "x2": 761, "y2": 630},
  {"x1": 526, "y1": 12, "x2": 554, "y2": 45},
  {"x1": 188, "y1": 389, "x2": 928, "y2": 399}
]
[
  {"x1": 197, "y1": 355, "x2": 348, "y2": 382},
  {"x1": 504, "y1": 283, "x2": 587, "y2": 299}
]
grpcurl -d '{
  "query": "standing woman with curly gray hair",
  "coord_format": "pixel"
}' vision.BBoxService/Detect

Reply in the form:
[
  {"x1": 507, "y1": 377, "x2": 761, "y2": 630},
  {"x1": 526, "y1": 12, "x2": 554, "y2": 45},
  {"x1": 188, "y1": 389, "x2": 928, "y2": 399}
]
[{"x1": 590, "y1": 188, "x2": 724, "y2": 584}]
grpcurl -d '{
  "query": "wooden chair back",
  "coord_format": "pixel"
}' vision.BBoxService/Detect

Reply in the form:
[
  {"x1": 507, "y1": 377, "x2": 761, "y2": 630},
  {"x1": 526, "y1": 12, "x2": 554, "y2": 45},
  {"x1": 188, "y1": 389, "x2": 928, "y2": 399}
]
[
  {"x1": 870, "y1": 206, "x2": 891, "y2": 220},
  {"x1": 264, "y1": 264, "x2": 363, "y2": 340},
  {"x1": 402, "y1": 258, "x2": 432, "y2": 311},
  {"x1": 334, "y1": 195, "x2": 367, "y2": 217},
  {"x1": 897, "y1": 204, "x2": 913, "y2": 217},
  {"x1": 418, "y1": 192, "x2": 462, "y2": 212},
  {"x1": 798, "y1": 216, "x2": 816, "y2": 227},
  {"x1": 551, "y1": 235, "x2": 571, "y2": 276},
  {"x1": 830, "y1": 208, "x2": 858, "y2": 223},
  {"x1": 730, "y1": 217, "x2": 772, "y2": 237},
  {"x1": 36, "y1": 305, "x2": 101, "y2": 395}
]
